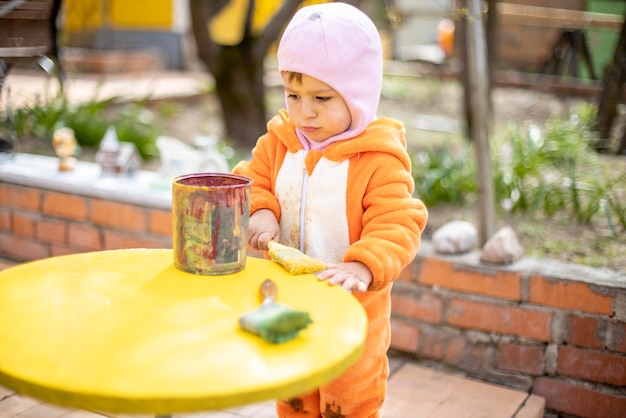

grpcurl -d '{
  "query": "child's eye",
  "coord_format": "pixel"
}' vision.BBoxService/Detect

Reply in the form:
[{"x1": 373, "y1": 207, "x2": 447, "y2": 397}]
[
  {"x1": 287, "y1": 94, "x2": 300, "y2": 100},
  {"x1": 316, "y1": 96, "x2": 331, "y2": 102}
]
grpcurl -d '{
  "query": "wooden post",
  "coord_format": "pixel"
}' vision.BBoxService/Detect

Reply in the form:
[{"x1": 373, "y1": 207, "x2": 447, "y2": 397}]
[
  {"x1": 594, "y1": 7, "x2": 626, "y2": 152},
  {"x1": 456, "y1": 0, "x2": 472, "y2": 138},
  {"x1": 466, "y1": 0, "x2": 496, "y2": 245}
]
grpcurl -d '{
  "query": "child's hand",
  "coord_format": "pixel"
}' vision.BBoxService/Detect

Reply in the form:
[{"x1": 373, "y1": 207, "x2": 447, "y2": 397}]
[
  {"x1": 317, "y1": 262, "x2": 373, "y2": 293},
  {"x1": 248, "y1": 209, "x2": 280, "y2": 250}
]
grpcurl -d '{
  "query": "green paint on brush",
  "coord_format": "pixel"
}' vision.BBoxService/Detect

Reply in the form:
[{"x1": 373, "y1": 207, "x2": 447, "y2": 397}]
[
  {"x1": 239, "y1": 279, "x2": 313, "y2": 344},
  {"x1": 240, "y1": 302, "x2": 313, "y2": 344}
]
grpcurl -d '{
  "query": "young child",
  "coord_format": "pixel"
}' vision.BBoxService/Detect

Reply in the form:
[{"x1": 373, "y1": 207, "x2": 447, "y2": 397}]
[{"x1": 233, "y1": 2, "x2": 428, "y2": 417}]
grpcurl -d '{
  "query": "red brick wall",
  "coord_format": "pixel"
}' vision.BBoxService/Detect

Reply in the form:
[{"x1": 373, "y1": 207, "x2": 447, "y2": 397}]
[
  {"x1": 0, "y1": 182, "x2": 172, "y2": 260},
  {"x1": 391, "y1": 247, "x2": 626, "y2": 418},
  {"x1": 1, "y1": 179, "x2": 625, "y2": 418}
]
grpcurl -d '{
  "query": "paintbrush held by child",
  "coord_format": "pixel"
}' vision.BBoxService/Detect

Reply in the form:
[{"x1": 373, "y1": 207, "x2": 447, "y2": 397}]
[{"x1": 232, "y1": 2, "x2": 428, "y2": 417}]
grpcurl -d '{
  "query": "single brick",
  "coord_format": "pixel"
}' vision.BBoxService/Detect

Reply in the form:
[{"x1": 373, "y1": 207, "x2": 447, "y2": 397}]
[
  {"x1": 418, "y1": 258, "x2": 522, "y2": 300},
  {"x1": 534, "y1": 377, "x2": 626, "y2": 418},
  {"x1": 529, "y1": 275, "x2": 613, "y2": 315},
  {"x1": 557, "y1": 345, "x2": 626, "y2": 386},
  {"x1": 91, "y1": 200, "x2": 147, "y2": 232},
  {"x1": 390, "y1": 318, "x2": 419, "y2": 353},
  {"x1": 0, "y1": 209, "x2": 11, "y2": 231},
  {"x1": 419, "y1": 327, "x2": 466, "y2": 364},
  {"x1": 149, "y1": 209, "x2": 172, "y2": 236},
  {"x1": 12, "y1": 212, "x2": 36, "y2": 238},
  {"x1": 0, "y1": 234, "x2": 49, "y2": 262},
  {"x1": 37, "y1": 218, "x2": 68, "y2": 245},
  {"x1": 5, "y1": 184, "x2": 40, "y2": 211},
  {"x1": 509, "y1": 307, "x2": 552, "y2": 342},
  {"x1": 68, "y1": 223, "x2": 102, "y2": 251},
  {"x1": 442, "y1": 336, "x2": 468, "y2": 367},
  {"x1": 498, "y1": 344, "x2": 545, "y2": 375},
  {"x1": 391, "y1": 290, "x2": 442, "y2": 323},
  {"x1": 447, "y1": 299, "x2": 551, "y2": 341},
  {"x1": 566, "y1": 315, "x2": 604, "y2": 350},
  {"x1": 42, "y1": 191, "x2": 88, "y2": 220},
  {"x1": 447, "y1": 299, "x2": 508, "y2": 333}
]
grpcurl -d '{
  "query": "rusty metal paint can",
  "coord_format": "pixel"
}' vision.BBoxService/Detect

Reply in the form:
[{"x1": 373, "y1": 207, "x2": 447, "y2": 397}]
[{"x1": 172, "y1": 173, "x2": 252, "y2": 275}]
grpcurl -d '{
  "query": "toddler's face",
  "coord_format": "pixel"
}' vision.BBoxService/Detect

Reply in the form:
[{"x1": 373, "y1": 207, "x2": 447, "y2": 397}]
[{"x1": 282, "y1": 73, "x2": 351, "y2": 142}]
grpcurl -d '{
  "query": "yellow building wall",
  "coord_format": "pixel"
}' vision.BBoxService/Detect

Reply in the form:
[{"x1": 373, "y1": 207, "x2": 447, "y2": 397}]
[
  {"x1": 62, "y1": 0, "x2": 103, "y2": 32},
  {"x1": 110, "y1": 0, "x2": 172, "y2": 29},
  {"x1": 211, "y1": 0, "x2": 330, "y2": 45},
  {"x1": 64, "y1": 0, "x2": 331, "y2": 35},
  {"x1": 253, "y1": 0, "x2": 329, "y2": 32},
  {"x1": 63, "y1": 0, "x2": 172, "y2": 32}
]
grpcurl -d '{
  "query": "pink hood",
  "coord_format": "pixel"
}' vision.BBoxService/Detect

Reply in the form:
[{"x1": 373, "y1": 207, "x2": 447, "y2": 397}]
[{"x1": 277, "y1": 2, "x2": 383, "y2": 149}]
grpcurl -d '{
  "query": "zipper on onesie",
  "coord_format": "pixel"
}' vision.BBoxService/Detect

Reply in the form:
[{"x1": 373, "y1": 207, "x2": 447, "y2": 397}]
[{"x1": 299, "y1": 151, "x2": 308, "y2": 252}]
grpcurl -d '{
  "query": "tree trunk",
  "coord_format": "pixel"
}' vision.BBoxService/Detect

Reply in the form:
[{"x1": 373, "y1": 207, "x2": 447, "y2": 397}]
[
  {"x1": 189, "y1": 0, "x2": 306, "y2": 150},
  {"x1": 213, "y1": 44, "x2": 267, "y2": 148}
]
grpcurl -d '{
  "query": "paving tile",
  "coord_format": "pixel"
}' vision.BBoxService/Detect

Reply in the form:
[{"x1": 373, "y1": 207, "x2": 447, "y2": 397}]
[
  {"x1": 7, "y1": 402, "x2": 76, "y2": 418},
  {"x1": 514, "y1": 395, "x2": 546, "y2": 418},
  {"x1": 62, "y1": 411, "x2": 107, "y2": 418},
  {"x1": 0, "y1": 394, "x2": 46, "y2": 417},
  {"x1": 0, "y1": 385, "x2": 15, "y2": 399},
  {"x1": 381, "y1": 363, "x2": 544, "y2": 418}
]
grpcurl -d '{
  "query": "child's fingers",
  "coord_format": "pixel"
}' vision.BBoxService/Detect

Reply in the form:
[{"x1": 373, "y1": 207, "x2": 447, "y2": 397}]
[{"x1": 317, "y1": 269, "x2": 367, "y2": 293}]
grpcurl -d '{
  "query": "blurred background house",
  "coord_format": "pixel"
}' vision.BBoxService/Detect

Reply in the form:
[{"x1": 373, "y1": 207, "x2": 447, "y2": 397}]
[
  {"x1": 60, "y1": 0, "x2": 189, "y2": 71},
  {"x1": 58, "y1": 0, "x2": 329, "y2": 72},
  {"x1": 4, "y1": 0, "x2": 624, "y2": 83}
]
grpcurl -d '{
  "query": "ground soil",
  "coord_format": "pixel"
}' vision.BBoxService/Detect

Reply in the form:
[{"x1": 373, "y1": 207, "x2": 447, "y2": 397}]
[{"x1": 8, "y1": 71, "x2": 626, "y2": 273}]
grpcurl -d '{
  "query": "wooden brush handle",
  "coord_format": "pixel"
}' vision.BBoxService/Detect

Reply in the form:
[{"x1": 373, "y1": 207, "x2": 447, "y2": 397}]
[{"x1": 260, "y1": 278, "x2": 277, "y2": 304}]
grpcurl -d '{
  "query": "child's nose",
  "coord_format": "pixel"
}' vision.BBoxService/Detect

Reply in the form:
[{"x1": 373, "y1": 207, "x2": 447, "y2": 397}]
[{"x1": 301, "y1": 100, "x2": 316, "y2": 118}]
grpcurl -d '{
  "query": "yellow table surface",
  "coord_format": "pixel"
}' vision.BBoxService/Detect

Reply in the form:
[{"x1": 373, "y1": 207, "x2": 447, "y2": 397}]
[{"x1": 0, "y1": 249, "x2": 367, "y2": 414}]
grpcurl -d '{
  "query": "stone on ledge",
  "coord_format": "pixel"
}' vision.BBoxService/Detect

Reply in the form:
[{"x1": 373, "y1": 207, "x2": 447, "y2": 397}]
[
  {"x1": 432, "y1": 220, "x2": 478, "y2": 254},
  {"x1": 480, "y1": 226, "x2": 524, "y2": 264}
]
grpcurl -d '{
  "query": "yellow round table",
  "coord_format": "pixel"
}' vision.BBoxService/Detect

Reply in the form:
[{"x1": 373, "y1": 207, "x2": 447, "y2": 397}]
[{"x1": 0, "y1": 249, "x2": 366, "y2": 414}]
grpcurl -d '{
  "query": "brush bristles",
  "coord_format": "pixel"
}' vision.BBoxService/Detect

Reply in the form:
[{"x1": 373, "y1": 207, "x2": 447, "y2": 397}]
[
  {"x1": 267, "y1": 241, "x2": 326, "y2": 274},
  {"x1": 240, "y1": 303, "x2": 313, "y2": 344}
]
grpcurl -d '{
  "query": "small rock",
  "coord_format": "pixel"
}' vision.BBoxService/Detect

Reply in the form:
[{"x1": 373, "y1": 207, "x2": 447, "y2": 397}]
[
  {"x1": 432, "y1": 220, "x2": 478, "y2": 254},
  {"x1": 480, "y1": 227, "x2": 524, "y2": 264}
]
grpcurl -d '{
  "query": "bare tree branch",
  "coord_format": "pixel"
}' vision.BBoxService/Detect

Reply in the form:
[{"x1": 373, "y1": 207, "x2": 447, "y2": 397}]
[
  {"x1": 254, "y1": 0, "x2": 303, "y2": 61},
  {"x1": 207, "y1": 0, "x2": 230, "y2": 17},
  {"x1": 189, "y1": 0, "x2": 218, "y2": 73}
]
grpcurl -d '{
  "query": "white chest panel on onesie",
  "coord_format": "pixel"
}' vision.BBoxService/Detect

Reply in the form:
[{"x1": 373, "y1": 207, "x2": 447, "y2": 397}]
[{"x1": 275, "y1": 151, "x2": 350, "y2": 264}]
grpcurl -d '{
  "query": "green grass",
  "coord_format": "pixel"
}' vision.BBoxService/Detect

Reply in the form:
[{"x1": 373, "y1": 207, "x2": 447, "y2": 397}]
[{"x1": 11, "y1": 92, "x2": 163, "y2": 160}]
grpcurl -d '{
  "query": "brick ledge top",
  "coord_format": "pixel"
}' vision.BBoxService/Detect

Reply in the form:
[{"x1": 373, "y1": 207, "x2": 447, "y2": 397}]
[
  {"x1": 0, "y1": 153, "x2": 172, "y2": 209},
  {"x1": 417, "y1": 241, "x2": 626, "y2": 288}
]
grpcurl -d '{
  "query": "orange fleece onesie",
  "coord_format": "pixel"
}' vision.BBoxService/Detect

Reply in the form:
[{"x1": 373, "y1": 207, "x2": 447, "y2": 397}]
[
  {"x1": 233, "y1": 110, "x2": 428, "y2": 417},
  {"x1": 234, "y1": 3, "x2": 427, "y2": 416}
]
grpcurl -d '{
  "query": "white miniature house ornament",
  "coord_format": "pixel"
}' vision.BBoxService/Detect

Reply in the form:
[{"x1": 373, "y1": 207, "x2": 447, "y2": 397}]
[{"x1": 96, "y1": 126, "x2": 142, "y2": 176}]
